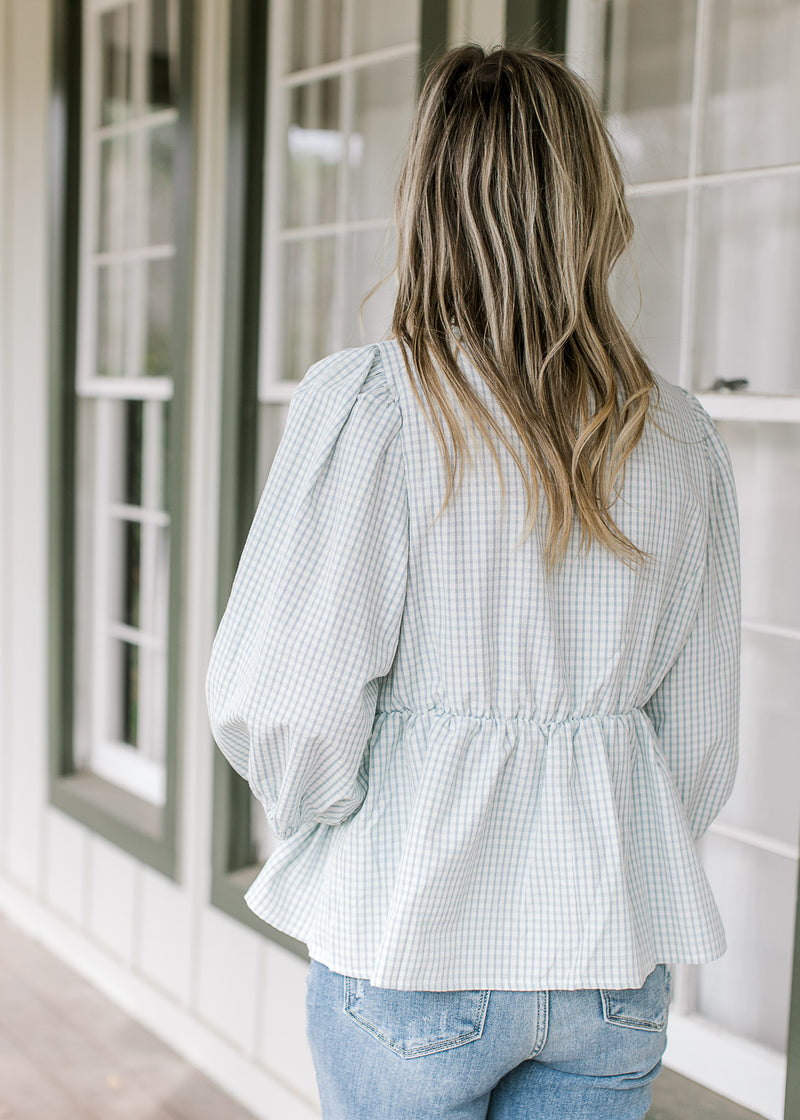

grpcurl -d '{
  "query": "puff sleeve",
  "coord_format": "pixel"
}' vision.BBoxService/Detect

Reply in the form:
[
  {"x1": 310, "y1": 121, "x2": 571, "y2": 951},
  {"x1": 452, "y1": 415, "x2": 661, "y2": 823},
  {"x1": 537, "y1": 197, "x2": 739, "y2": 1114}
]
[
  {"x1": 205, "y1": 346, "x2": 408, "y2": 841},
  {"x1": 644, "y1": 392, "x2": 742, "y2": 840}
]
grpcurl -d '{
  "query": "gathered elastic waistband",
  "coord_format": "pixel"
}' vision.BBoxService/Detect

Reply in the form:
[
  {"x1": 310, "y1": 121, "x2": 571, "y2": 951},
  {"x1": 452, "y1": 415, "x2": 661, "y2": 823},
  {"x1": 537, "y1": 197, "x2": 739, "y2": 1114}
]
[{"x1": 374, "y1": 706, "x2": 647, "y2": 729}]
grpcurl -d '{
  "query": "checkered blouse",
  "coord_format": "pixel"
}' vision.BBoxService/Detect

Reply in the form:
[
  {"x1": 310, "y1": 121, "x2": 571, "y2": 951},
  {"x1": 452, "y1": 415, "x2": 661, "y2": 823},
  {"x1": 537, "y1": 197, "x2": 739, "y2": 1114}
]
[{"x1": 206, "y1": 338, "x2": 740, "y2": 992}]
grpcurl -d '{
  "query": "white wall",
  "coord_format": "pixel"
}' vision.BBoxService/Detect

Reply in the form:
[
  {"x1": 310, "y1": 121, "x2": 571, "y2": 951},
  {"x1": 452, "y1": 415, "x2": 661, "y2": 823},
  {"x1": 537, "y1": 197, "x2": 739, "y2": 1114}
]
[{"x1": 0, "y1": 3, "x2": 320, "y2": 1118}]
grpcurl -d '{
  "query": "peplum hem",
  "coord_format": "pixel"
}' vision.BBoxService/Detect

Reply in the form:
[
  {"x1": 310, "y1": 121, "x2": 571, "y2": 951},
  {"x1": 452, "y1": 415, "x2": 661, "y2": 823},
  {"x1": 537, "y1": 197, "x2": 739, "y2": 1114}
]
[{"x1": 244, "y1": 707, "x2": 726, "y2": 991}]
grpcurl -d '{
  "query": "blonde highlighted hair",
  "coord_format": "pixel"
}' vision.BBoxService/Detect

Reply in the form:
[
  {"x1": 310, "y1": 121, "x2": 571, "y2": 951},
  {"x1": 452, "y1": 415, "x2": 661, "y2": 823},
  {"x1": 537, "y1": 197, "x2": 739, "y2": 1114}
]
[{"x1": 389, "y1": 44, "x2": 658, "y2": 575}]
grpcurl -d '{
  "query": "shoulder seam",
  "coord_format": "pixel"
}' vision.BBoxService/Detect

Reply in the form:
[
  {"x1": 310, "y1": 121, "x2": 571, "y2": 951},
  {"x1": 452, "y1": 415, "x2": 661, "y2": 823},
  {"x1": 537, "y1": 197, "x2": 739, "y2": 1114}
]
[
  {"x1": 292, "y1": 343, "x2": 401, "y2": 406},
  {"x1": 676, "y1": 384, "x2": 713, "y2": 444}
]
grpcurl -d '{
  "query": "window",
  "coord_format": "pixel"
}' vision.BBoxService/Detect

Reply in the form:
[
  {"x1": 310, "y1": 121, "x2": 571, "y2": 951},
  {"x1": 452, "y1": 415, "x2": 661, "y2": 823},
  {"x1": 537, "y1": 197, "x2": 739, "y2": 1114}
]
[
  {"x1": 50, "y1": 0, "x2": 192, "y2": 875},
  {"x1": 210, "y1": 0, "x2": 448, "y2": 946},
  {"x1": 259, "y1": 0, "x2": 422, "y2": 400},
  {"x1": 569, "y1": 1, "x2": 800, "y2": 1114}
]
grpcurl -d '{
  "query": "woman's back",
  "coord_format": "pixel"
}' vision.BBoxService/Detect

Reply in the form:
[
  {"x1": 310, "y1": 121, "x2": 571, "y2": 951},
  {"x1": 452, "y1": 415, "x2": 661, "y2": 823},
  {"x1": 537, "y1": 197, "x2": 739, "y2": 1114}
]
[{"x1": 208, "y1": 336, "x2": 740, "y2": 991}]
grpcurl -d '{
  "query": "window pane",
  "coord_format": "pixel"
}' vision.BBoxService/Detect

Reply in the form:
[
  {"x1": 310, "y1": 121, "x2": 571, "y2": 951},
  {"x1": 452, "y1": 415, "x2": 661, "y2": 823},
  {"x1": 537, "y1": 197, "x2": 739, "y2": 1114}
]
[
  {"x1": 98, "y1": 136, "x2": 133, "y2": 252},
  {"x1": 604, "y1": 0, "x2": 697, "y2": 183},
  {"x1": 716, "y1": 422, "x2": 800, "y2": 633},
  {"x1": 349, "y1": 57, "x2": 417, "y2": 222},
  {"x1": 141, "y1": 645, "x2": 168, "y2": 764},
  {"x1": 158, "y1": 401, "x2": 171, "y2": 511},
  {"x1": 280, "y1": 237, "x2": 338, "y2": 380},
  {"x1": 703, "y1": 0, "x2": 800, "y2": 174},
  {"x1": 698, "y1": 835, "x2": 796, "y2": 1052},
  {"x1": 108, "y1": 638, "x2": 140, "y2": 747},
  {"x1": 351, "y1": 0, "x2": 420, "y2": 54},
  {"x1": 285, "y1": 79, "x2": 342, "y2": 228},
  {"x1": 123, "y1": 401, "x2": 144, "y2": 506},
  {"x1": 146, "y1": 124, "x2": 176, "y2": 245},
  {"x1": 96, "y1": 263, "x2": 128, "y2": 377},
  {"x1": 100, "y1": 3, "x2": 133, "y2": 126},
  {"x1": 343, "y1": 228, "x2": 396, "y2": 347},
  {"x1": 611, "y1": 191, "x2": 686, "y2": 383},
  {"x1": 144, "y1": 259, "x2": 173, "y2": 376},
  {"x1": 289, "y1": 0, "x2": 342, "y2": 71},
  {"x1": 693, "y1": 178, "x2": 800, "y2": 396},
  {"x1": 106, "y1": 399, "x2": 166, "y2": 510},
  {"x1": 152, "y1": 525, "x2": 171, "y2": 641},
  {"x1": 109, "y1": 517, "x2": 142, "y2": 629},
  {"x1": 714, "y1": 630, "x2": 800, "y2": 850},
  {"x1": 148, "y1": 0, "x2": 180, "y2": 112}
]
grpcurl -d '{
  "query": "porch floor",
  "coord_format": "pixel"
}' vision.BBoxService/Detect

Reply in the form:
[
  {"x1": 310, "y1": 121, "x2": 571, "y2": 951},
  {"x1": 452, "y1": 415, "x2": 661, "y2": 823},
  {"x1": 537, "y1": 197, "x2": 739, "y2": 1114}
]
[
  {"x1": 0, "y1": 911, "x2": 767, "y2": 1120},
  {"x1": 0, "y1": 912, "x2": 258, "y2": 1120}
]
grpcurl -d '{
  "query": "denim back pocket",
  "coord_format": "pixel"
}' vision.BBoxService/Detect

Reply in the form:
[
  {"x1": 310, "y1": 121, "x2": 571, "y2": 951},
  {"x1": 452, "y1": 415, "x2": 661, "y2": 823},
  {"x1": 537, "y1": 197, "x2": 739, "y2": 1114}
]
[
  {"x1": 343, "y1": 977, "x2": 490, "y2": 1059},
  {"x1": 600, "y1": 964, "x2": 672, "y2": 1032}
]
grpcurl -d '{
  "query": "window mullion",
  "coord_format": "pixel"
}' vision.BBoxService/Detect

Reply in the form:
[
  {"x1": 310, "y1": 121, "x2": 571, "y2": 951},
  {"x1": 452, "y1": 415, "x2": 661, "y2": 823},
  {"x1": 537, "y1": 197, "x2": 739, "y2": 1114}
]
[
  {"x1": 676, "y1": 0, "x2": 712, "y2": 395},
  {"x1": 92, "y1": 399, "x2": 115, "y2": 757},
  {"x1": 333, "y1": 57, "x2": 355, "y2": 353}
]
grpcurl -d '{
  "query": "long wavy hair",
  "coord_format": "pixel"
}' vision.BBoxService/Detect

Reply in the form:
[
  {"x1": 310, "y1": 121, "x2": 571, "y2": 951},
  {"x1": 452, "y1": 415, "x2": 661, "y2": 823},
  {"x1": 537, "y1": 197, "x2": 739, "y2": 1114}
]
[{"x1": 389, "y1": 44, "x2": 658, "y2": 575}]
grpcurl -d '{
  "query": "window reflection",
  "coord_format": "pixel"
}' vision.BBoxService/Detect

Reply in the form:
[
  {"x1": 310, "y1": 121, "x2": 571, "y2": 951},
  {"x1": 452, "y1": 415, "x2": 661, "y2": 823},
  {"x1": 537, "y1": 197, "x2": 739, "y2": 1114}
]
[
  {"x1": 146, "y1": 124, "x2": 176, "y2": 245},
  {"x1": 700, "y1": 833, "x2": 795, "y2": 1052},
  {"x1": 144, "y1": 259, "x2": 174, "y2": 376},
  {"x1": 280, "y1": 237, "x2": 338, "y2": 379},
  {"x1": 286, "y1": 79, "x2": 342, "y2": 228},
  {"x1": 289, "y1": 0, "x2": 343, "y2": 71},
  {"x1": 123, "y1": 401, "x2": 144, "y2": 506},
  {"x1": 96, "y1": 263, "x2": 128, "y2": 377},
  {"x1": 100, "y1": 4, "x2": 133, "y2": 126},
  {"x1": 604, "y1": 0, "x2": 696, "y2": 182},
  {"x1": 703, "y1": 0, "x2": 800, "y2": 173},
  {"x1": 351, "y1": 0, "x2": 420, "y2": 54},
  {"x1": 98, "y1": 136, "x2": 132, "y2": 252},
  {"x1": 148, "y1": 0, "x2": 180, "y2": 111},
  {"x1": 716, "y1": 421, "x2": 800, "y2": 633},
  {"x1": 612, "y1": 192, "x2": 687, "y2": 383},
  {"x1": 343, "y1": 227, "x2": 396, "y2": 347},
  {"x1": 694, "y1": 178, "x2": 800, "y2": 396},
  {"x1": 349, "y1": 57, "x2": 417, "y2": 221}
]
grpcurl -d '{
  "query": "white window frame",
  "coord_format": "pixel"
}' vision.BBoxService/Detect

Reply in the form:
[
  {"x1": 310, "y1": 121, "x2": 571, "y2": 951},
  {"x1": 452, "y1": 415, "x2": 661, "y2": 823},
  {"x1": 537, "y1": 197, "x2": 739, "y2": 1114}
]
[
  {"x1": 74, "y1": 0, "x2": 179, "y2": 806},
  {"x1": 258, "y1": 0, "x2": 420, "y2": 403},
  {"x1": 568, "y1": 3, "x2": 799, "y2": 1117}
]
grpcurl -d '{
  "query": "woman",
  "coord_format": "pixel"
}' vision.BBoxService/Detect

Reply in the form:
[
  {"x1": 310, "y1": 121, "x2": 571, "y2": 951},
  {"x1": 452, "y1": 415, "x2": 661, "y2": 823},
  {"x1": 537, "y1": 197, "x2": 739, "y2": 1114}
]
[{"x1": 206, "y1": 45, "x2": 740, "y2": 1120}]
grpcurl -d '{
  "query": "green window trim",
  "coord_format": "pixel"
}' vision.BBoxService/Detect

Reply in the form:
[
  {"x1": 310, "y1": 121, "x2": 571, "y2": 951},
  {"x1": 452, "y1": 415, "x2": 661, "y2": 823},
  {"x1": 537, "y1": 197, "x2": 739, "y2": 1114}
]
[
  {"x1": 210, "y1": 0, "x2": 289, "y2": 946},
  {"x1": 47, "y1": 0, "x2": 195, "y2": 880},
  {"x1": 505, "y1": 0, "x2": 568, "y2": 53}
]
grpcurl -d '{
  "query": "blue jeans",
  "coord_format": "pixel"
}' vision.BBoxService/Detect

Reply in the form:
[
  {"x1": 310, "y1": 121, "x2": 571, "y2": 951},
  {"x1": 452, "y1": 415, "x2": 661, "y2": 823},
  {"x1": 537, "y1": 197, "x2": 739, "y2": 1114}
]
[{"x1": 306, "y1": 960, "x2": 671, "y2": 1119}]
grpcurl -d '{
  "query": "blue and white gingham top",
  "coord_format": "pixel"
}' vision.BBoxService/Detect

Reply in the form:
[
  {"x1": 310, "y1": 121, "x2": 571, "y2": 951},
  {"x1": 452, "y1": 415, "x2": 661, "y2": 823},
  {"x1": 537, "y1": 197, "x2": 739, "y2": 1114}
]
[{"x1": 206, "y1": 338, "x2": 741, "y2": 992}]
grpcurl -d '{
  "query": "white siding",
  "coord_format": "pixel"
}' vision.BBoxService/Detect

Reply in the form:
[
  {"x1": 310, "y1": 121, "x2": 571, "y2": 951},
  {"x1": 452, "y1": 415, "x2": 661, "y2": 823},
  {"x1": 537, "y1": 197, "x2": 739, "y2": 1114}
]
[
  {"x1": 0, "y1": 2, "x2": 323, "y2": 1117},
  {"x1": 0, "y1": 0, "x2": 50, "y2": 897},
  {"x1": 86, "y1": 833, "x2": 140, "y2": 964}
]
